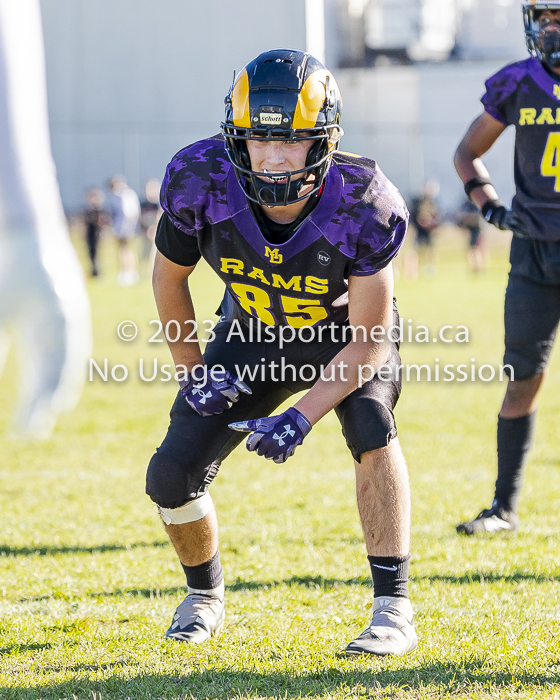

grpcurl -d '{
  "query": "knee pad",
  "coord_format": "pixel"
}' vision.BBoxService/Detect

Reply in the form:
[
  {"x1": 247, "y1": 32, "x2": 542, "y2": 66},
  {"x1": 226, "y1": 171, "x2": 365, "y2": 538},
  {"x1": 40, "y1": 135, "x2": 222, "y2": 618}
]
[
  {"x1": 157, "y1": 491, "x2": 213, "y2": 526},
  {"x1": 339, "y1": 398, "x2": 398, "y2": 463},
  {"x1": 146, "y1": 450, "x2": 219, "y2": 508}
]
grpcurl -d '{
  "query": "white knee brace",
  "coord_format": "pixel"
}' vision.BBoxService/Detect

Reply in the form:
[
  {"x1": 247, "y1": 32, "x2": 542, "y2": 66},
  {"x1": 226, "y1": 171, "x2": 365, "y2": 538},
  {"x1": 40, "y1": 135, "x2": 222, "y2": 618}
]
[{"x1": 157, "y1": 491, "x2": 213, "y2": 526}]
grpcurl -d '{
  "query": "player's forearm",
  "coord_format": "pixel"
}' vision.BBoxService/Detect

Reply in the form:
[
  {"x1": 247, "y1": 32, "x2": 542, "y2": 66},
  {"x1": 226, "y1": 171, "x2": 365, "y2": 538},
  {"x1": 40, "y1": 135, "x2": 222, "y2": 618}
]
[
  {"x1": 454, "y1": 113, "x2": 507, "y2": 209},
  {"x1": 454, "y1": 144, "x2": 500, "y2": 209},
  {"x1": 152, "y1": 272, "x2": 203, "y2": 372},
  {"x1": 293, "y1": 339, "x2": 391, "y2": 425}
]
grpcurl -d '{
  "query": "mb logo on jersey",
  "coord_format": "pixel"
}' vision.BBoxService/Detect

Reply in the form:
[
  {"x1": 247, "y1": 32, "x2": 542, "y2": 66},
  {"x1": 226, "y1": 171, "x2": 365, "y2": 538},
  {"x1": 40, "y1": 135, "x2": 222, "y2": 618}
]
[
  {"x1": 265, "y1": 247, "x2": 283, "y2": 264},
  {"x1": 273, "y1": 424, "x2": 295, "y2": 446}
]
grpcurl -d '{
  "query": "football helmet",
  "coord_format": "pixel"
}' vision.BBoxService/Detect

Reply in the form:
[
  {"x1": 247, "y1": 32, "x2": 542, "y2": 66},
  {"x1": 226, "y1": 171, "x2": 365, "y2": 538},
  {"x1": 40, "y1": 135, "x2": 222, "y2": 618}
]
[
  {"x1": 523, "y1": 1, "x2": 560, "y2": 67},
  {"x1": 221, "y1": 49, "x2": 343, "y2": 207}
]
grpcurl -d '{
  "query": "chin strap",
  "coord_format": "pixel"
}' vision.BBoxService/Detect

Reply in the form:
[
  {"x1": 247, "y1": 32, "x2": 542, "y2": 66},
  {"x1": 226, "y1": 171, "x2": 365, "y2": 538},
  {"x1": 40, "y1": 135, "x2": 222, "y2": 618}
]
[{"x1": 255, "y1": 176, "x2": 306, "y2": 206}]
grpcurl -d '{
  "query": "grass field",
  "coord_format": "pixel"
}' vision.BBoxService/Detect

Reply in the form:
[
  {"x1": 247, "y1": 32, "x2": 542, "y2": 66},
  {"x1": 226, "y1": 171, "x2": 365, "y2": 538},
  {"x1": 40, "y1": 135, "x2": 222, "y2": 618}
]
[{"x1": 0, "y1": 234, "x2": 559, "y2": 699}]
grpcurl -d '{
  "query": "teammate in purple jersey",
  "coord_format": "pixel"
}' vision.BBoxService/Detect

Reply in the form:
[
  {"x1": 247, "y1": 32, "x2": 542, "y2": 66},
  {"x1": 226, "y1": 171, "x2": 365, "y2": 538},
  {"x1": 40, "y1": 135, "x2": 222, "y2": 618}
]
[
  {"x1": 455, "y1": 2, "x2": 560, "y2": 535},
  {"x1": 147, "y1": 49, "x2": 417, "y2": 656}
]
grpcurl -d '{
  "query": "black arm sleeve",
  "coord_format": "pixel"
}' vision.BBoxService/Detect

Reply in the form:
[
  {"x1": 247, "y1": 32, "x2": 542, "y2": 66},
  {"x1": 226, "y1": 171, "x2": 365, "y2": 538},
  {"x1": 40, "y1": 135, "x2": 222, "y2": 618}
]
[{"x1": 155, "y1": 212, "x2": 202, "y2": 266}]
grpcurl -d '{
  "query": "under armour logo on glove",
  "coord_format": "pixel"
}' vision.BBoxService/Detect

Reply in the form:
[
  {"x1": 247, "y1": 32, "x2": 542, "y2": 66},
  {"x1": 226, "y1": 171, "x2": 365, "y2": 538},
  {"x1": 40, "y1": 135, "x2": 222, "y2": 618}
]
[
  {"x1": 229, "y1": 407, "x2": 312, "y2": 464},
  {"x1": 192, "y1": 388, "x2": 213, "y2": 404},
  {"x1": 273, "y1": 425, "x2": 295, "y2": 446},
  {"x1": 179, "y1": 368, "x2": 252, "y2": 417}
]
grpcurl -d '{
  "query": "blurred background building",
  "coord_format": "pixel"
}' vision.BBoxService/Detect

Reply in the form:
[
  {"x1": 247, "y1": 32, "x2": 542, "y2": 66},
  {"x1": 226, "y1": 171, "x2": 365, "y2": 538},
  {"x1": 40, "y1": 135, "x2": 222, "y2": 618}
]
[{"x1": 40, "y1": 0, "x2": 527, "y2": 214}]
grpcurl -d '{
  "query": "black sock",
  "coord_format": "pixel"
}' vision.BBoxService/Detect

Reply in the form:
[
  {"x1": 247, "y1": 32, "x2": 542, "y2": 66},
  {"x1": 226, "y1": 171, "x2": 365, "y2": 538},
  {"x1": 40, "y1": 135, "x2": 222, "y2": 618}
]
[
  {"x1": 181, "y1": 550, "x2": 223, "y2": 591},
  {"x1": 495, "y1": 412, "x2": 537, "y2": 513},
  {"x1": 368, "y1": 555, "x2": 410, "y2": 598}
]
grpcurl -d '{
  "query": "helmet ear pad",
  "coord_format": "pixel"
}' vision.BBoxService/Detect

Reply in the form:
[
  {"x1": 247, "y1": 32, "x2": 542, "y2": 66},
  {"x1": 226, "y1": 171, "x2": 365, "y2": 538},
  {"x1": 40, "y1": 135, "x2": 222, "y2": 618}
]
[
  {"x1": 237, "y1": 141, "x2": 251, "y2": 171},
  {"x1": 305, "y1": 138, "x2": 327, "y2": 168},
  {"x1": 304, "y1": 137, "x2": 330, "y2": 188},
  {"x1": 226, "y1": 134, "x2": 251, "y2": 171}
]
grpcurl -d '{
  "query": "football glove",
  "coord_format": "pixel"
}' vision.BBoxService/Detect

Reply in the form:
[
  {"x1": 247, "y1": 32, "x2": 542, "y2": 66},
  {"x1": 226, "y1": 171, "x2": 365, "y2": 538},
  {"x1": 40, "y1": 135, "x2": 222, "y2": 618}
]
[
  {"x1": 481, "y1": 200, "x2": 528, "y2": 238},
  {"x1": 179, "y1": 368, "x2": 251, "y2": 417},
  {"x1": 229, "y1": 407, "x2": 312, "y2": 464}
]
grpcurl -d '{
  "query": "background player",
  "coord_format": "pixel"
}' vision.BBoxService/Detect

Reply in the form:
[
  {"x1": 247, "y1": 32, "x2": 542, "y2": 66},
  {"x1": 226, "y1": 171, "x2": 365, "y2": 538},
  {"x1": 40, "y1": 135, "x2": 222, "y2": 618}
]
[
  {"x1": 454, "y1": 1, "x2": 560, "y2": 535},
  {"x1": 405, "y1": 179, "x2": 441, "y2": 279},
  {"x1": 456, "y1": 197, "x2": 486, "y2": 274},
  {"x1": 83, "y1": 188, "x2": 107, "y2": 278},
  {"x1": 146, "y1": 49, "x2": 417, "y2": 656},
  {"x1": 109, "y1": 174, "x2": 141, "y2": 286}
]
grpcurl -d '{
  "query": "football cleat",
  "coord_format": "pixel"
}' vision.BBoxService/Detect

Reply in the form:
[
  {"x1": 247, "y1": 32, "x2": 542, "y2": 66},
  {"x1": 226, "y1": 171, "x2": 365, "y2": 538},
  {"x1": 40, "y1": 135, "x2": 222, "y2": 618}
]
[
  {"x1": 345, "y1": 596, "x2": 418, "y2": 657},
  {"x1": 165, "y1": 593, "x2": 225, "y2": 643},
  {"x1": 456, "y1": 499, "x2": 519, "y2": 536}
]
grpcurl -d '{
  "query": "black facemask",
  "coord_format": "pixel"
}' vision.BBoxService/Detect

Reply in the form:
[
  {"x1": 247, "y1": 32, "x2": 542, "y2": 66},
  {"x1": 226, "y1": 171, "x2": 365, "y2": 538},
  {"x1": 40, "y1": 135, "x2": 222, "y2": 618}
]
[{"x1": 541, "y1": 30, "x2": 560, "y2": 67}]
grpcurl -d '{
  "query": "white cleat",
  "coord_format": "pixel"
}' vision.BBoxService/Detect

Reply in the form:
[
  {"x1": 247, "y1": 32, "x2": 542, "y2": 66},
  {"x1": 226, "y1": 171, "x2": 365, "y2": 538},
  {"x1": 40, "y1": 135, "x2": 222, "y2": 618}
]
[
  {"x1": 165, "y1": 593, "x2": 225, "y2": 643},
  {"x1": 345, "y1": 596, "x2": 418, "y2": 657}
]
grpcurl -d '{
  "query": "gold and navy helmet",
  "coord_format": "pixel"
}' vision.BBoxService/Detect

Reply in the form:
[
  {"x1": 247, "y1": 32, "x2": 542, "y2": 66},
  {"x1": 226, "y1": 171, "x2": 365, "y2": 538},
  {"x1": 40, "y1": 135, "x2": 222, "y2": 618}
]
[
  {"x1": 221, "y1": 48, "x2": 343, "y2": 207},
  {"x1": 523, "y1": 1, "x2": 560, "y2": 66}
]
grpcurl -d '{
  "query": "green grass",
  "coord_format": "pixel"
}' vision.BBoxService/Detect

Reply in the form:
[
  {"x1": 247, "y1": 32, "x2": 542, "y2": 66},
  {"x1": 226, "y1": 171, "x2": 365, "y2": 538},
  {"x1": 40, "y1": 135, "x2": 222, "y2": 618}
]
[{"x1": 0, "y1": 235, "x2": 559, "y2": 699}]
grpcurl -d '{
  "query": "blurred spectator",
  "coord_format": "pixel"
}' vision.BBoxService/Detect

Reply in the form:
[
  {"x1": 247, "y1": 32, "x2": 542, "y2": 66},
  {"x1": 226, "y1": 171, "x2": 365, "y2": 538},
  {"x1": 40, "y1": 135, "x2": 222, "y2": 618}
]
[
  {"x1": 83, "y1": 188, "x2": 107, "y2": 277},
  {"x1": 456, "y1": 198, "x2": 488, "y2": 273},
  {"x1": 405, "y1": 179, "x2": 442, "y2": 279},
  {"x1": 109, "y1": 174, "x2": 141, "y2": 286},
  {"x1": 140, "y1": 178, "x2": 162, "y2": 268}
]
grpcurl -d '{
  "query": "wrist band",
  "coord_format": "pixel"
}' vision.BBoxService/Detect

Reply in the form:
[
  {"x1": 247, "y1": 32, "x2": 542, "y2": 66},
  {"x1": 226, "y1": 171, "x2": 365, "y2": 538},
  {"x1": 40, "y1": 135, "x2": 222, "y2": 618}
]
[{"x1": 464, "y1": 177, "x2": 493, "y2": 197}]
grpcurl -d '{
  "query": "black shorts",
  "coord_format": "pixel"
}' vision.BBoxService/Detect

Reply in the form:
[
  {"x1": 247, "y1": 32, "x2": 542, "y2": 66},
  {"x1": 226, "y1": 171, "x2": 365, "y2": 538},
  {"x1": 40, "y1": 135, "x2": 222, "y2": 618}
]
[
  {"x1": 146, "y1": 313, "x2": 402, "y2": 509},
  {"x1": 504, "y1": 237, "x2": 560, "y2": 380}
]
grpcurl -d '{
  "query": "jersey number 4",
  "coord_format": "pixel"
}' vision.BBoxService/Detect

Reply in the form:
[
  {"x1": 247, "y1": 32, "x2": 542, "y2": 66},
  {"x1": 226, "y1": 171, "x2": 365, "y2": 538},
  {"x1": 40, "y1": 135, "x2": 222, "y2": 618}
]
[{"x1": 541, "y1": 133, "x2": 560, "y2": 192}]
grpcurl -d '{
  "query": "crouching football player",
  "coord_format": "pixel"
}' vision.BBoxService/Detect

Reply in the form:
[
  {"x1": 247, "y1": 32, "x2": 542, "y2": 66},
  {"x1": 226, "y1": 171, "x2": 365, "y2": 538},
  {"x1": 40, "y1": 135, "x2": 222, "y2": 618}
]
[
  {"x1": 146, "y1": 49, "x2": 417, "y2": 656},
  {"x1": 455, "y1": 2, "x2": 560, "y2": 535}
]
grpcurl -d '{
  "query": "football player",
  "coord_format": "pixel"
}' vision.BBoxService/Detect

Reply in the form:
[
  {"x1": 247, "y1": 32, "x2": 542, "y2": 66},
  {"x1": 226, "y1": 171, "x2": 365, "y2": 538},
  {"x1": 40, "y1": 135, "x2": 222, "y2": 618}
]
[
  {"x1": 147, "y1": 49, "x2": 417, "y2": 656},
  {"x1": 454, "y1": 2, "x2": 560, "y2": 535}
]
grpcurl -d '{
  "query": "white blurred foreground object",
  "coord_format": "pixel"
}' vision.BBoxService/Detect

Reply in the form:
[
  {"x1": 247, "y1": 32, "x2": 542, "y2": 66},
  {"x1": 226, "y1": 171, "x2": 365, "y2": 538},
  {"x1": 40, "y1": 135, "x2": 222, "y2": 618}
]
[{"x1": 0, "y1": 0, "x2": 91, "y2": 438}]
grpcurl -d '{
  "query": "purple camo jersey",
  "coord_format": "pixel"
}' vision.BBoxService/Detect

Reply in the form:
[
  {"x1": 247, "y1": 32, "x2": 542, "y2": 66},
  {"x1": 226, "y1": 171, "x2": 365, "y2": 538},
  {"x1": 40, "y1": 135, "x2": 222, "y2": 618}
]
[{"x1": 160, "y1": 135, "x2": 408, "y2": 327}]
